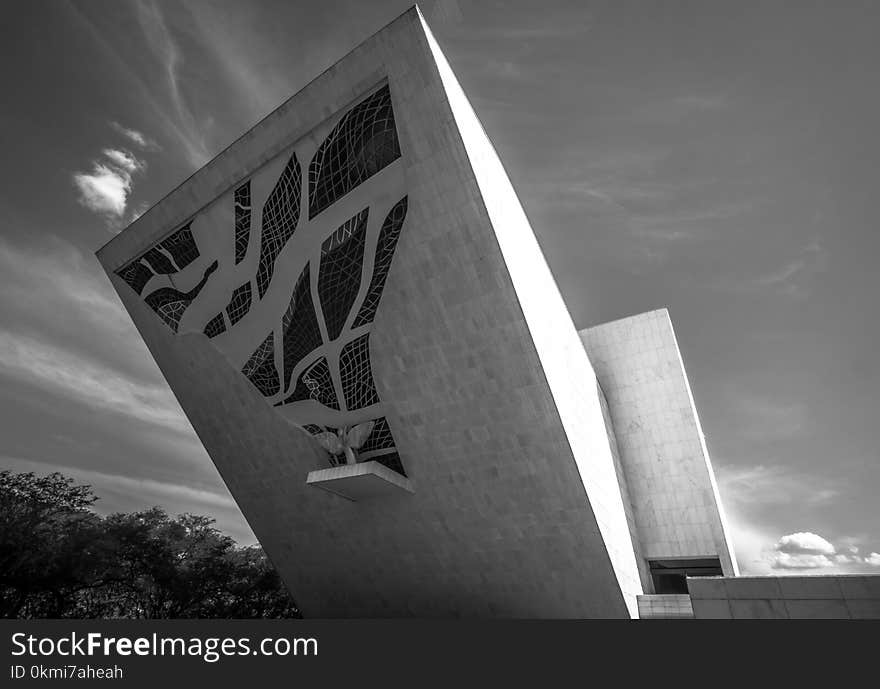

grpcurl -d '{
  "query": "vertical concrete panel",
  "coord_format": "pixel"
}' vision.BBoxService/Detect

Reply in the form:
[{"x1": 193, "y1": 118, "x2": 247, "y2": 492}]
[{"x1": 580, "y1": 309, "x2": 737, "y2": 577}]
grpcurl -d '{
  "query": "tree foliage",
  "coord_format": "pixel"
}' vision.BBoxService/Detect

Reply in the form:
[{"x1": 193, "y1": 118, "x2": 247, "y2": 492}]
[{"x1": 0, "y1": 470, "x2": 299, "y2": 619}]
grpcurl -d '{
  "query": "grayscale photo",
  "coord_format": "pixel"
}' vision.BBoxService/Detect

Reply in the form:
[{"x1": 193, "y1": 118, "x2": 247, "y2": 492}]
[{"x1": 1, "y1": 4, "x2": 878, "y2": 669}]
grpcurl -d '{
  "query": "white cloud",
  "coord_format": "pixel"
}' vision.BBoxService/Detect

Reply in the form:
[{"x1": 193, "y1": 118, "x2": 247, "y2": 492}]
[
  {"x1": 771, "y1": 552, "x2": 835, "y2": 570},
  {"x1": 776, "y1": 531, "x2": 836, "y2": 555},
  {"x1": 73, "y1": 162, "x2": 132, "y2": 218},
  {"x1": 73, "y1": 144, "x2": 148, "y2": 226},
  {"x1": 102, "y1": 148, "x2": 144, "y2": 174},
  {"x1": 765, "y1": 532, "x2": 880, "y2": 572},
  {"x1": 714, "y1": 462, "x2": 880, "y2": 574},
  {"x1": 770, "y1": 532, "x2": 836, "y2": 569},
  {"x1": 110, "y1": 121, "x2": 159, "y2": 150}
]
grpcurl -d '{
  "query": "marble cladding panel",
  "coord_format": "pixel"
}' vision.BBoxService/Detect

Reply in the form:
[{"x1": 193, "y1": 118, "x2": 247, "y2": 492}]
[
  {"x1": 580, "y1": 309, "x2": 738, "y2": 578},
  {"x1": 636, "y1": 594, "x2": 694, "y2": 619}
]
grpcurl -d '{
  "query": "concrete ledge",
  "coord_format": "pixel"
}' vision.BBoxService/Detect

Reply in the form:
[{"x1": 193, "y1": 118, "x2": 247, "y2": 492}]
[
  {"x1": 687, "y1": 576, "x2": 727, "y2": 599},
  {"x1": 778, "y1": 576, "x2": 843, "y2": 600},
  {"x1": 637, "y1": 594, "x2": 694, "y2": 619},
  {"x1": 307, "y1": 461, "x2": 414, "y2": 501},
  {"x1": 838, "y1": 575, "x2": 880, "y2": 599},
  {"x1": 784, "y1": 598, "x2": 849, "y2": 619},
  {"x1": 690, "y1": 575, "x2": 880, "y2": 619},
  {"x1": 723, "y1": 576, "x2": 783, "y2": 599},
  {"x1": 690, "y1": 599, "x2": 732, "y2": 619}
]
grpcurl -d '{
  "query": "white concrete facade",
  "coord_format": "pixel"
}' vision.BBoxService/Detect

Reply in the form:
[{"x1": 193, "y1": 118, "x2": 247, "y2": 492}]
[
  {"x1": 97, "y1": 7, "x2": 648, "y2": 618},
  {"x1": 580, "y1": 309, "x2": 738, "y2": 587},
  {"x1": 96, "y1": 7, "x2": 736, "y2": 617}
]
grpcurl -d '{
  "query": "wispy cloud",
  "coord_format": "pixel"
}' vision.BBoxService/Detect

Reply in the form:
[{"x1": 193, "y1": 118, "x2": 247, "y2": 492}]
[
  {"x1": 631, "y1": 93, "x2": 729, "y2": 124},
  {"x1": 110, "y1": 121, "x2": 160, "y2": 150},
  {"x1": 717, "y1": 463, "x2": 838, "y2": 509},
  {"x1": 725, "y1": 390, "x2": 807, "y2": 441},
  {"x1": 0, "y1": 455, "x2": 254, "y2": 544},
  {"x1": 0, "y1": 236, "x2": 182, "y2": 419},
  {"x1": 532, "y1": 148, "x2": 675, "y2": 210},
  {"x1": 628, "y1": 201, "x2": 756, "y2": 243},
  {"x1": 717, "y1": 464, "x2": 879, "y2": 574},
  {"x1": 427, "y1": 0, "x2": 464, "y2": 28},
  {"x1": 455, "y1": 12, "x2": 595, "y2": 41},
  {"x1": 0, "y1": 329, "x2": 190, "y2": 435},
  {"x1": 102, "y1": 148, "x2": 144, "y2": 174},
  {"x1": 713, "y1": 239, "x2": 827, "y2": 297},
  {"x1": 0, "y1": 236, "x2": 138, "y2": 344},
  {"x1": 3, "y1": 456, "x2": 234, "y2": 511},
  {"x1": 718, "y1": 463, "x2": 831, "y2": 574},
  {"x1": 183, "y1": 2, "x2": 291, "y2": 122},
  {"x1": 752, "y1": 240, "x2": 827, "y2": 296},
  {"x1": 73, "y1": 145, "x2": 147, "y2": 229},
  {"x1": 129, "y1": 201, "x2": 150, "y2": 222},
  {"x1": 134, "y1": 0, "x2": 211, "y2": 167},
  {"x1": 534, "y1": 149, "x2": 755, "y2": 250},
  {"x1": 65, "y1": 3, "x2": 209, "y2": 170}
]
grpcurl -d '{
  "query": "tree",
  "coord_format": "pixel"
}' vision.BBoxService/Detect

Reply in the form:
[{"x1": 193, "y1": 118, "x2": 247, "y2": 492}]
[{"x1": 0, "y1": 470, "x2": 299, "y2": 619}]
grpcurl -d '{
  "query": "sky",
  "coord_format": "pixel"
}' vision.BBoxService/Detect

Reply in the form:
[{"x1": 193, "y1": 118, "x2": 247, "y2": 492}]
[{"x1": 1, "y1": 0, "x2": 878, "y2": 575}]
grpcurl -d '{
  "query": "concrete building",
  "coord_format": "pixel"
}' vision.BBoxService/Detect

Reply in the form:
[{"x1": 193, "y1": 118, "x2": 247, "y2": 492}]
[{"x1": 96, "y1": 6, "x2": 742, "y2": 618}]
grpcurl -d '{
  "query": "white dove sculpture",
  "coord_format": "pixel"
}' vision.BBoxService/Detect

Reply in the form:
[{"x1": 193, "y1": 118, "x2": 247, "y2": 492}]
[{"x1": 313, "y1": 421, "x2": 375, "y2": 466}]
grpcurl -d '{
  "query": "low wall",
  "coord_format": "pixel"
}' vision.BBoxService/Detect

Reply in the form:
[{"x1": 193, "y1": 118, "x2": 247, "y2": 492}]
[{"x1": 688, "y1": 575, "x2": 880, "y2": 619}]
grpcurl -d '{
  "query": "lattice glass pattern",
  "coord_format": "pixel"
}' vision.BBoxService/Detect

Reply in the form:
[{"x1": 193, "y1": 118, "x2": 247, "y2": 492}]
[
  {"x1": 203, "y1": 312, "x2": 226, "y2": 338},
  {"x1": 373, "y1": 452, "x2": 405, "y2": 476},
  {"x1": 256, "y1": 154, "x2": 301, "y2": 298},
  {"x1": 339, "y1": 333, "x2": 380, "y2": 410},
  {"x1": 280, "y1": 264, "x2": 323, "y2": 390},
  {"x1": 242, "y1": 331, "x2": 280, "y2": 397},
  {"x1": 141, "y1": 247, "x2": 177, "y2": 275},
  {"x1": 143, "y1": 261, "x2": 218, "y2": 332},
  {"x1": 308, "y1": 85, "x2": 401, "y2": 219},
  {"x1": 159, "y1": 222, "x2": 199, "y2": 270},
  {"x1": 116, "y1": 222, "x2": 200, "y2": 297},
  {"x1": 359, "y1": 416, "x2": 395, "y2": 453},
  {"x1": 352, "y1": 196, "x2": 407, "y2": 328},
  {"x1": 317, "y1": 208, "x2": 368, "y2": 341},
  {"x1": 234, "y1": 181, "x2": 251, "y2": 265},
  {"x1": 281, "y1": 357, "x2": 340, "y2": 409},
  {"x1": 115, "y1": 260, "x2": 154, "y2": 295},
  {"x1": 225, "y1": 281, "x2": 252, "y2": 326}
]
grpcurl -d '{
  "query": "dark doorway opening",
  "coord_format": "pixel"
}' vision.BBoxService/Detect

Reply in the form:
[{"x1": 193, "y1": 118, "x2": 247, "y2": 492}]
[{"x1": 649, "y1": 558, "x2": 723, "y2": 594}]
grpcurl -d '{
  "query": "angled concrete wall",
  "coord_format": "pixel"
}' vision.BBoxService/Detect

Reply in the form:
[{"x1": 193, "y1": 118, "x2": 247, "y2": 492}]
[
  {"x1": 97, "y1": 8, "x2": 640, "y2": 617},
  {"x1": 580, "y1": 309, "x2": 738, "y2": 584},
  {"x1": 419, "y1": 10, "x2": 642, "y2": 617}
]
